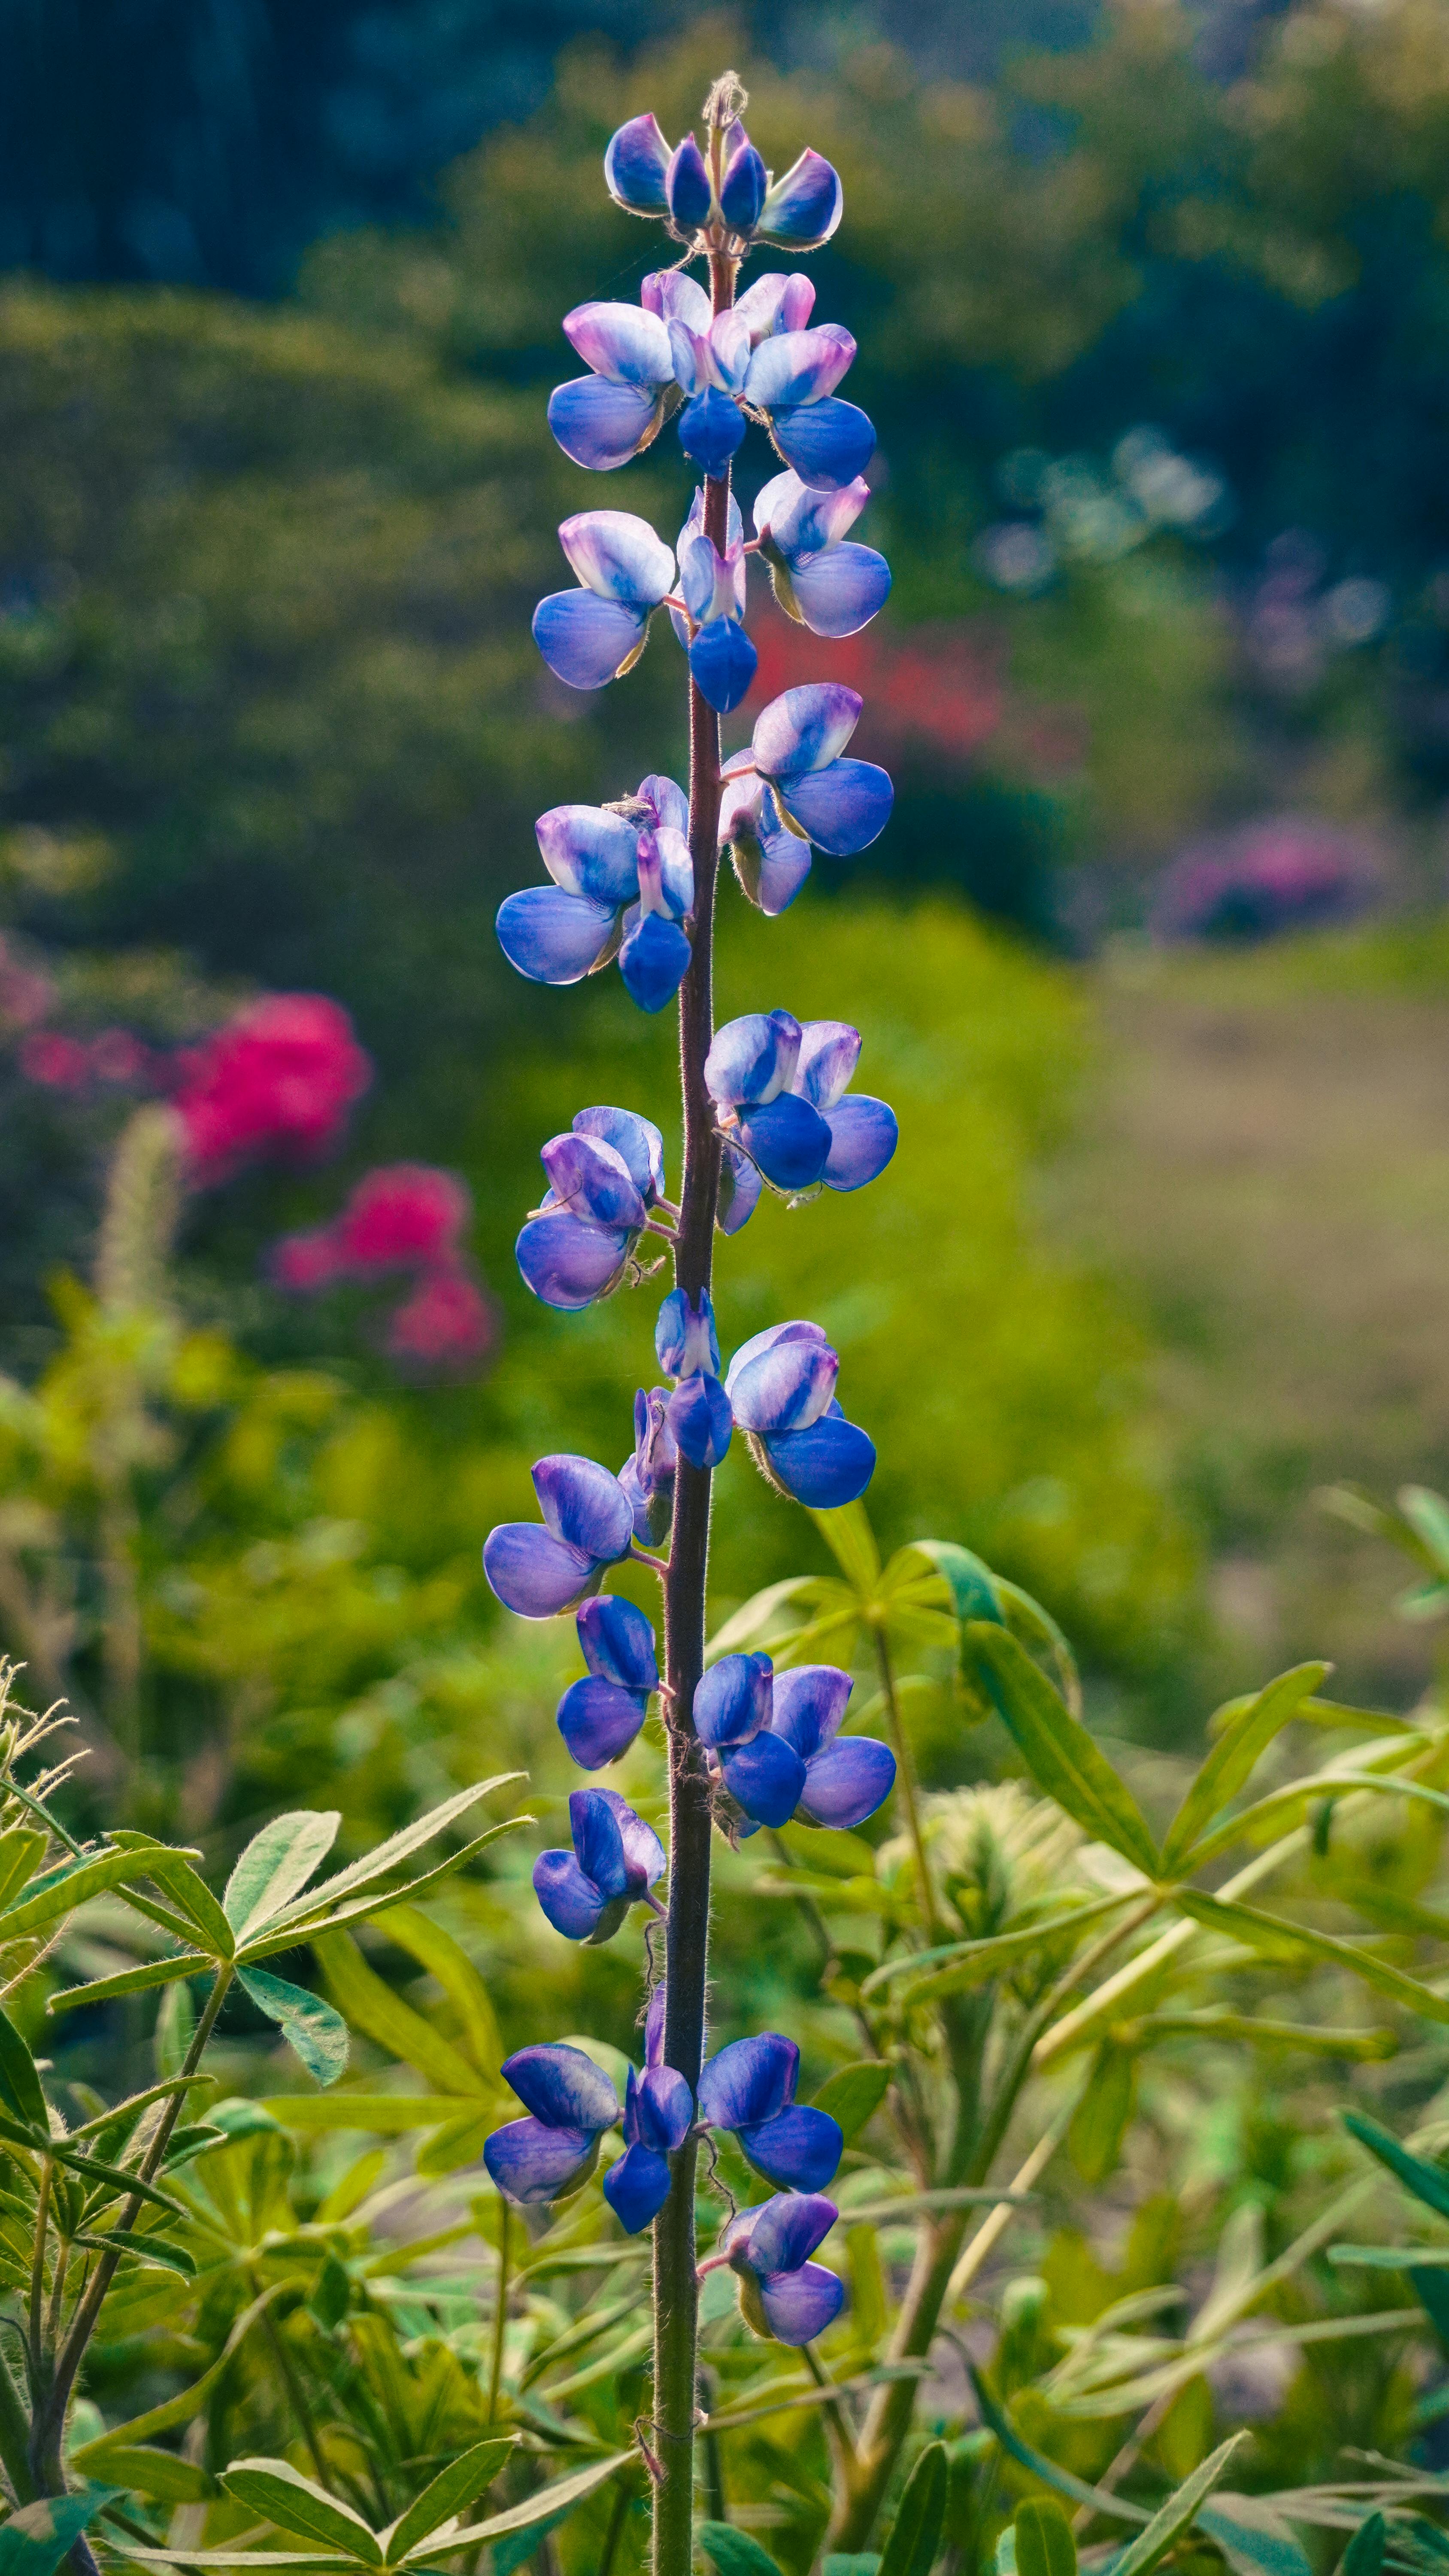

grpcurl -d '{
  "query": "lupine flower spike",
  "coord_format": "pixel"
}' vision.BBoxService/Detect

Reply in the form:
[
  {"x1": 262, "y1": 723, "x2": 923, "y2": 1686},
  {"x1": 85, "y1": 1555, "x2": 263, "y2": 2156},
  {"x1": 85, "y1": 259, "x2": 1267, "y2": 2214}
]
[
  {"x1": 516, "y1": 1107, "x2": 670, "y2": 1309},
  {"x1": 557, "y1": 1595, "x2": 660, "y2": 1769}
]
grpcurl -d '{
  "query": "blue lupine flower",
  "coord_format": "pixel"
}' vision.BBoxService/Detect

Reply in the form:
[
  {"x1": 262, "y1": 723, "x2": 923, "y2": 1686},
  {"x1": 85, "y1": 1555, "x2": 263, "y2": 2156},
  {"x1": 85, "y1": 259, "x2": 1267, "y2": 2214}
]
[
  {"x1": 763, "y1": 1664, "x2": 897, "y2": 1832},
  {"x1": 516, "y1": 1106, "x2": 667, "y2": 1310},
  {"x1": 753, "y1": 471, "x2": 891, "y2": 638},
  {"x1": 720, "y1": 2194, "x2": 845, "y2": 2344},
  {"x1": 725, "y1": 1322, "x2": 876, "y2": 1508},
  {"x1": 484, "y1": 1455, "x2": 634, "y2": 1618},
  {"x1": 548, "y1": 301, "x2": 676, "y2": 471},
  {"x1": 656, "y1": 1287, "x2": 733, "y2": 1470},
  {"x1": 534, "y1": 511, "x2": 676, "y2": 691},
  {"x1": 618, "y1": 1386, "x2": 677, "y2": 1547},
  {"x1": 706, "y1": 1012, "x2": 897, "y2": 1234},
  {"x1": 558, "y1": 1592, "x2": 660, "y2": 1769},
  {"x1": 603, "y1": 1985, "x2": 694, "y2": 2234},
  {"x1": 669, "y1": 490, "x2": 756, "y2": 715},
  {"x1": 604, "y1": 113, "x2": 843, "y2": 253},
  {"x1": 692, "y1": 1649, "x2": 805, "y2": 1827},
  {"x1": 534, "y1": 1787, "x2": 666, "y2": 1942},
  {"x1": 697, "y1": 2032, "x2": 843, "y2": 2190},
  {"x1": 484, "y1": 2043, "x2": 621, "y2": 2205},
  {"x1": 744, "y1": 324, "x2": 874, "y2": 492},
  {"x1": 719, "y1": 684, "x2": 894, "y2": 917},
  {"x1": 497, "y1": 774, "x2": 692, "y2": 1002}
]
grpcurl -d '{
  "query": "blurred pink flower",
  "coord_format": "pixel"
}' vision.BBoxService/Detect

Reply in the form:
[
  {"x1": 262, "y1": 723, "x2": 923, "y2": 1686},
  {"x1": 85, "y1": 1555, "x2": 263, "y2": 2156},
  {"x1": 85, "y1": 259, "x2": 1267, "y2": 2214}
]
[
  {"x1": 331, "y1": 1163, "x2": 470, "y2": 1272},
  {"x1": 0, "y1": 938, "x2": 54, "y2": 1032},
  {"x1": 172, "y1": 995, "x2": 371, "y2": 1184},
  {"x1": 385, "y1": 1264, "x2": 495, "y2": 1373},
  {"x1": 20, "y1": 1031, "x2": 94, "y2": 1091},
  {"x1": 270, "y1": 1228, "x2": 346, "y2": 1294},
  {"x1": 90, "y1": 1028, "x2": 154, "y2": 1085},
  {"x1": 1153, "y1": 816, "x2": 1382, "y2": 944}
]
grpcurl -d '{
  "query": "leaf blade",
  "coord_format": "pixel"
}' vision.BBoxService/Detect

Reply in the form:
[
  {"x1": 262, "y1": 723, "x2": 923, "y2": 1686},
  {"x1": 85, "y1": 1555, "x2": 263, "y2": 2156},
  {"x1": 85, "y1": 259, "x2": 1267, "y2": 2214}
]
[{"x1": 965, "y1": 1626, "x2": 1158, "y2": 1877}]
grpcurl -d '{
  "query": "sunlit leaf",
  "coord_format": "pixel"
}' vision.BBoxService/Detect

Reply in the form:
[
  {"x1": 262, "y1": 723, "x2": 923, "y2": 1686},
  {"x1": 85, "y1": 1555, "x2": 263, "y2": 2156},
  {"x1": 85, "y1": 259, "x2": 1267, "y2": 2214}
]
[
  {"x1": 408, "y1": 2451, "x2": 632, "y2": 2561},
  {"x1": 1173, "y1": 1893, "x2": 1449, "y2": 2026},
  {"x1": 1015, "y1": 2499, "x2": 1077, "y2": 2576},
  {"x1": 0, "y1": 2488, "x2": 123, "y2": 2576},
  {"x1": 373, "y1": 1903, "x2": 502, "y2": 2081},
  {"x1": 224, "y1": 1810, "x2": 340, "y2": 1940},
  {"x1": 809, "y1": 2061, "x2": 891, "y2": 2142},
  {"x1": 1343, "y1": 2110, "x2": 1449, "y2": 2222},
  {"x1": 312, "y1": 1929, "x2": 483, "y2": 2096},
  {"x1": 385, "y1": 2439, "x2": 514, "y2": 2559},
  {"x1": 1110, "y1": 2434, "x2": 1251, "y2": 2576},
  {"x1": 255, "y1": 1777, "x2": 524, "y2": 1935},
  {"x1": 237, "y1": 1966, "x2": 349, "y2": 2087},
  {"x1": 221, "y1": 2458, "x2": 382, "y2": 2563},
  {"x1": 49, "y1": 1951, "x2": 212, "y2": 2015},
  {"x1": 964, "y1": 1626, "x2": 1159, "y2": 1876},
  {"x1": 1160, "y1": 1663, "x2": 1327, "y2": 1875},
  {"x1": 698, "y1": 2528, "x2": 786, "y2": 2576},
  {"x1": 0, "y1": 2000, "x2": 48, "y2": 2132},
  {"x1": 862, "y1": 1893, "x2": 1131, "y2": 2005},
  {"x1": 809, "y1": 1499, "x2": 881, "y2": 1595}
]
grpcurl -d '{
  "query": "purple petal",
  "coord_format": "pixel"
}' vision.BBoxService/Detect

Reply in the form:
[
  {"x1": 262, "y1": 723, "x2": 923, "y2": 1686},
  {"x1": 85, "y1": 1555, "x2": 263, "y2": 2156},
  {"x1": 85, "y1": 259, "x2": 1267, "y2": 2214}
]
[
  {"x1": 794, "y1": 1021, "x2": 861, "y2": 1111},
  {"x1": 636, "y1": 2063, "x2": 693, "y2": 2152},
  {"x1": 770, "y1": 397, "x2": 876, "y2": 492},
  {"x1": 642, "y1": 270, "x2": 712, "y2": 333},
  {"x1": 603, "y1": 2139, "x2": 673, "y2": 2233},
  {"x1": 619, "y1": 908, "x2": 691, "y2": 1013},
  {"x1": 753, "y1": 470, "x2": 868, "y2": 556},
  {"x1": 645, "y1": 1984, "x2": 667, "y2": 2068},
  {"x1": 824, "y1": 1095, "x2": 898, "y2": 1191},
  {"x1": 516, "y1": 1208, "x2": 632, "y2": 1311},
  {"x1": 548, "y1": 377, "x2": 663, "y2": 472},
  {"x1": 533, "y1": 1848, "x2": 614, "y2": 1941},
  {"x1": 654, "y1": 824, "x2": 694, "y2": 920},
  {"x1": 637, "y1": 772, "x2": 688, "y2": 838},
  {"x1": 577, "y1": 1592, "x2": 658, "y2": 1691},
  {"x1": 667, "y1": 133, "x2": 712, "y2": 229},
  {"x1": 761, "y1": 1408, "x2": 875, "y2": 1508},
  {"x1": 535, "y1": 804, "x2": 642, "y2": 905},
  {"x1": 798, "y1": 1735, "x2": 897, "y2": 1830},
  {"x1": 737, "y1": 2103, "x2": 843, "y2": 2192},
  {"x1": 707, "y1": 309, "x2": 752, "y2": 395},
  {"x1": 563, "y1": 301, "x2": 673, "y2": 386},
  {"x1": 721, "y1": 1732, "x2": 809, "y2": 1829},
  {"x1": 720, "y1": 138, "x2": 767, "y2": 230},
  {"x1": 758, "y1": 2260, "x2": 846, "y2": 2344},
  {"x1": 589, "y1": 1786, "x2": 666, "y2": 1890},
  {"x1": 704, "y1": 1010, "x2": 802, "y2": 1108},
  {"x1": 781, "y1": 757, "x2": 894, "y2": 856},
  {"x1": 733, "y1": 272, "x2": 817, "y2": 340},
  {"x1": 697, "y1": 2032, "x2": 797, "y2": 2132},
  {"x1": 688, "y1": 619, "x2": 758, "y2": 715},
  {"x1": 727, "y1": 1332, "x2": 837, "y2": 1433},
  {"x1": 497, "y1": 887, "x2": 618, "y2": 986},
  {"x1": 693, "y1": 1650, "x2": 773, "y2": 1752},
  {"x1": 533, "y1": 592, "x2": 649, "y2": 691},
  {"x1": 558, "y1": 510, "x2": 676, "y2": 605},
  {"x1": 484, "y1": 1523, "x2": 597, "y2": 1619},
  {"x1": 757, "y1": 149, "x2": 844, "y2": 250},
  {"x1": 572, "y1": 1105, "x2": 664, "y2": 1202},
  {"x1": 484, "y1": 2116, "x2": 602, "y2": 2206},
  {"x1": 677, "y1": 388, "x2": 746, "y2": 477},
  {"x1": 534, "y1": 1455, "x2": 634, "y2": 1561},
  {"x1": 656, "y1": 1287, "x2": 720, "y2": 1380},
  {"x1": 541, "y1": 1133, "x2": 647, "y2": 1230},
  {"x1": 717, "y1": 1143, "x2": 765, "y2": 1234},
  {"x1": 569, "y1": 1787, "x2": 631, "y2": 1899},
  {"x1": 667, "y1": 319, "x2": 711, "y2": 400},
  {"x1": 667, "y1": 1372, "x2": 733, "y2": 1470},
  {"x1": 752, "y1": 683, "x2": 862, "y2": 779},
  {"x1": 726, "y1": 1319, "x2": 830, "y2": 1380},
  {"x1": 604, "y1": 113, "x2": 671, "y2": 216},
  {"x1": 557, "y1": 1676, "x2": 649, "y2": 1769},
  {"x1": 734, "y1": 1093, "x2": 831, "y2": 1194},
  {"x1": 745, "y1": 325, "x2": 856, "y2": 413},
  {"x1": 742, "y1": 2192, "x2": 839, "y2": 2275},
  {"x1": 502, "y1": 2041, "x2": 619, "y2": 2131},
  {"x1": 788, "y1": 543, "x2": 892, "y2": 639},
  {"x1": 768, "y1": 1665, "x2": 853, "y2": 1761}
]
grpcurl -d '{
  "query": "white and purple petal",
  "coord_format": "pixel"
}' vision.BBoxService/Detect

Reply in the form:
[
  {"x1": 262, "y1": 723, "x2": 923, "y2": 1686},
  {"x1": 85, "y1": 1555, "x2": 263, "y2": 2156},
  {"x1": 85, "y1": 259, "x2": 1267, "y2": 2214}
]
[
  {"x1": 533, "y1": 591, "x2": 649, "y2": 692},
  {"x1": 502, "y1": 2041, "x2": 620, "y2": 2131},
  {"x1": 541, "y1": 1133, "x2": 646, "y2": 1230},
  {"x1": 619, "y1": 908, "x2": 691, "y2": 1014},
  {"x1": 779, "y1": 756, "x2": 894, "y2": 855},
  {"x1": 548, "y1": 376, "x2": 663, "y2": 472},
  {"x1": 753, "y1": 470, "x2": 869, "y2": 558},
  {"x1": 589, "y1": 1786, "x2": 665, "y2": 1891},
  {"x1": 752, "y1": 683, "x2": 863, "y2": 780},
  {"x1": 516, "y1": 1208, "x2": 633, "y2": 1311},
  {"x1": 667, "y1": 1371, "x2": 733, "y2": 1470},
  {"x1": 604, "y1": 113, "x2": 672, "y2": 216},
  {"x1": 760, "y1": 1406, "x2": 875, "y2": 1508},
  {"x1": 637, "y1": 772, "x2": 689, "y2": 838},
  {"x1": 757, "y1": 149, "x2": 844, "y2": 251},
  {"x1": 769, "y1": 396, "x2": 876, "y2": 492},
  {"x1": 572, "y1": 1105, "x2": 665, "y2": 1202},
  {"x1": 734, "y1": 1094, "x2": 831, "y2": 1194},
  {"x1": 788, "y1": 542, "x2": 893, "y2": 639},
  {"x1": 534, "y1": 1454, "x2": 635, "y2": 1562},
  {"x1": 733, "y1": 271, "x2": 817, "y2": 341},
  {"x1": 797, "y1": 1734, "x2": 897, "y2": 1830},
  {"x1": 717, "y1": 1143, "x2": 766, "y2": 1234},
  {"x1": 484, "y1": 2116, "x2": 602, "y2": 2206},
  {"x1": 536, "y1": 803, "x2": 642, "y2": 905},
  {"x1": 792, "y1": 1021, "x2": 861, "y2": 1112},
  {"x1": 656, "y1": 1287, "x2": 720, "y2": 1379},
  {"x1": 642, "y1": 269, "x2": 712, "y2": 334},
  {"x1": 563, "y1": 300, "x2": 673, "y2": 386},
  {"x1": 497, "y1": 887, "x2": 618, "y2": 986},
  {"x1": 704, "y1": 1009, "x2": 802, "y2": 1109},
  {"x1": 727, "y1": 1331, "x2": 837, "y2": 1433},
  {"x1": 558, "y1": 510, "x2": 676, "y2": 605},
  {"x1": 744, "y1": 325, "x2": 856, "y2": 413},
  {"x1": 484, "y1": 1522, "x2": 598, "y2": 1619},
  {"x1": 768, "y1": 1664, "x2": 853, "y2": 1761}
]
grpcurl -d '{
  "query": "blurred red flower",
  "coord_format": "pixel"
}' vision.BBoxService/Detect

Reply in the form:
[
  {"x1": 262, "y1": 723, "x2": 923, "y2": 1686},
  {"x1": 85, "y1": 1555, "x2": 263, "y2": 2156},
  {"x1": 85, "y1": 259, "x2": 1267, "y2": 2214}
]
[
  {"x1": 331, "y1": 1163, "x2": 469, "y2": 1273},
  {"x1": 385, "y1": 1264, "x2": 495, "y2": 1373},
  {"x1": 172, "y1": 995, "x2": 371, "y2": 1183}
]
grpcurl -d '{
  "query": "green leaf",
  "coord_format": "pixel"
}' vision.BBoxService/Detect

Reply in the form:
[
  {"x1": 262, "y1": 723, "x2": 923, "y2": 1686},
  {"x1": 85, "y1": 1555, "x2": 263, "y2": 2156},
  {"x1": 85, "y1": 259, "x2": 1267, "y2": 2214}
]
[
  {"x1": 707, "y1": 1575, "x2": 853, "y2": 1662},
  {"x1": 1197, "y1": 2499, "x2": 1312, "y2": 2576},
  {"x1": 143, "y1": 1853, "x2": 236, "y2": 1960},
  {"x1": 221, "y1": 2458, "x2": 382, "y2": 2563},
  {"x1": 822, "y1": 2561, "x2": 881, "y2": 2576},
  {"x1": 254, "y1": 1776, "x2": 524, "y2": 1936},
  {"x1": 1172, "y1": 1893, "x2": 1449, "y2": 2026},
  {"x1": 0, "y1": 1829, "x2": 47, "y2": 1915},
  {"x1": 809, "y1": 1499, "x2": 881, "y2": 1595},
  {"x1": 1410, "y1": 2266, "x2": 1449, "y2": 2346},
  {"x1": 810, "y1": 2061, "x2": 891, "y2": 2142},
  {"x1": 243, "y1": 1821, "x2": 528, "y2": 1958},
  {"x1": 155, "y1": 1975, "x2": 196, "y2": 2082},
  {"x1": 49, "y1": 1951, "x2": 211, "y2": 2015},
  {"x1": 385, "y1": 2439, "x2": 514, "y2": 2560},
  {"x1": 117, "y1": 2553, "x2": 355, "y2": 2568},
  {"x1": 237, "y1": 1966, "x2": 349, "y2": 2087},
  {"x1": 414, "y1": 2110, "x2": 495, "y2": 2177},
  {"x1": 0, "y1": 2001, "x2": 48, "y2": 2132},
  {"x1": 0, "y1": 1839, "x2": 179, "y2": 1945},
  {"x1": 1111, "y1": 2438, "x2": 1251, "y2": 2576},
  {"x1": 906, "y1": 1539, "x2": 1003, "y2": 1627},
  {"x1": 698, "y1": 2527, "x2": 786, "y2": 2576},
  {"x1": 0, "y1": 2489, "x2": 122, "y2": 2576},
  {"x1": 1341, "y1": 2514, "x2": 1386, "y2": 2576},
  {"x1": 90, "y1": 2446, "x2": 215, "y2": 2503},
  {"x1": 1069, "y1": 2044, "x2": 1135, "y2": 2186},
  {"x1": 70, "y1": 2281, "x2": 290, "y2": 2464},
  {"x1": 49, "y1": 2142, "x2": 187, "y2": 2219},
  {"x1": 1015, "y1": 2500, "x2": 1077, "y2": 2576},
  {"x1": 878, "y1": 2441, "x2": 948, "y2": 2576},
  {"x1": 1340, "y1": 1882, "x2": 1449, "y2": 1941},
  {"x1": 862, "y1": 1894, "x2": 1130, "y2": 2005},
  {"x1": 224, "y1": 1810, "x2": 340, "y2": 1939},
  {"x1": 1344, "y1": 2110, "x2": 1449, "y2": 2221},
  {"x1": 79, "y1": 2228, "x2": 195, "y2": 2275},
  {"x1": 308, "y1": 2251, "x2": 351, "y2": 2330},
  {"x1": 968, "y1": 2370, "x2": 1150, "y2": 2528},
  {"x1": 1128, "y1": 2011, "x2": 1394, "y2": 2060},
  {"x1": 1160, "y1": 1664, "x2": 1328, "y2": 1875},
  {"x1": 311, "y1": 1929, "x2": 482, "y2": 2096},
  {"x1": 372, "y1": 1903, "x2": 501, "y2": 2081},
  {"x1": 407, "y1": 2452, "x2": 632, "y2": 2562},
  {"x1": 260, "y1": 2093, "x2": 489, "y2": 2133},
  {"x1": 964, "y1": 1626, "x2": 1159, "y2": 1877}
]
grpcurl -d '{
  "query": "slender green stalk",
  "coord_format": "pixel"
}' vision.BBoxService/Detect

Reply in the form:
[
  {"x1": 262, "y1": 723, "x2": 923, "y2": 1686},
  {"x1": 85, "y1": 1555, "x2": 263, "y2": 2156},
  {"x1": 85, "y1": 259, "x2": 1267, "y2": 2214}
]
[
  {"x1": 488, "y1": 2200, "x2": 511, "y2": 2426},
  {"x1": 872, "y1": 1630, "x2": 941, "y2": 1943}
]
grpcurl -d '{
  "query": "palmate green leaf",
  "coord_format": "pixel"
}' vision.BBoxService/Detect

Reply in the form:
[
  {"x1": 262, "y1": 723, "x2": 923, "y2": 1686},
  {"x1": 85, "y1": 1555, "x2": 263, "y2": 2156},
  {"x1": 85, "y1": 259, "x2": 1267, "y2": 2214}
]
[
  {"x1": 698, "y1": 2528, "x2": 786, "y2": 2576},
  {"x1": 407, "y1": 2451, "x2": 633, "y2": 2562},
  {"x1": 0, "y1": 2488, "x2": 123, "y2": 2576},
  {"x1": 964, "y1": 1626, "x2": 1160, "y2": 1877},
  {"x1": 49, "y1": 1950, "x2": 212, "y2": 2015},
  {"x1": 878, "y1": 2441, "x2": 948, "y2": 2576},
  {"x1": 250, "y1": 1776, "x2": 524, "y2": 1940},
  {"x1": 384, "y1": 2439, "x2": 514, "y2": 2560},
  {"x1": 0, "y1": 2000, "x2": 48, "y2": 2131},
  {"x1": 809, "y1": 1499, "x2": 882, "y2": 1594},
  {"x1": 221, "y1": 2458, "x2": 383, "y2": 2564},
  {"x1": 1015, "y1": 2499, "x2": 1077, "y2": 2576},
  {"x1": 862, "y1": 1893, "x2": 1133, "y2": 2006},
  {"x1": 373, "y1": 1903, "x2": 502, "y2": 2082},
  {"x1": 1110, "y1": 2435, "x2": 1251, "y2": 2576},
  {"x1": 809, "y1": 2061, "x2": 891, "y2": 2141},
  {"x1": 312, "y1": 1930, "x2": 483, "y2": 2096},
  {"x1": 237, "y1": 1967, "x2": 349, "y2": 2087},
  {"x1": 141, "y1": 1850, "x2": 237, "y2": 1958},
  {"x1": 1171, "y1": 1892, "x2": 1449, "y2": 2026},
  {"x1": 1160, "y1": 1663, "x2": 1328, "y2": 1876},
  {"x1": 224, "y1": 1810, "x2": 341, "y2": 1941},
  {"x1": 1343, "y1": 2110, "x2": 1449, "y2": 2222}
]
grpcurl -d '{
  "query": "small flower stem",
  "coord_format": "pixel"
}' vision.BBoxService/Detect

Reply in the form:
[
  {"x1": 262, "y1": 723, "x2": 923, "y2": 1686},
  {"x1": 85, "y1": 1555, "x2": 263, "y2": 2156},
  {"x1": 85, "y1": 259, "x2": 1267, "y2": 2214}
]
[{"x1": 652, "y1": 224, "x2": 737, "y2": 2576}]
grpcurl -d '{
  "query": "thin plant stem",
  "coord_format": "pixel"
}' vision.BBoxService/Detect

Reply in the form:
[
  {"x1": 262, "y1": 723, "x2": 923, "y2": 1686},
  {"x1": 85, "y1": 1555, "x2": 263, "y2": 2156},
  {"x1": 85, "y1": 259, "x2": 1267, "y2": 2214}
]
[
  {"x1": 29, "y1": 2159, "x2": 52, "y2": 2379},
  {"x1": 873, "y1": 1629, "x2": 941, "y2": 1943},
  {"x1": 488, "y1": 2199, "x2": 511, "y2": 2426}
]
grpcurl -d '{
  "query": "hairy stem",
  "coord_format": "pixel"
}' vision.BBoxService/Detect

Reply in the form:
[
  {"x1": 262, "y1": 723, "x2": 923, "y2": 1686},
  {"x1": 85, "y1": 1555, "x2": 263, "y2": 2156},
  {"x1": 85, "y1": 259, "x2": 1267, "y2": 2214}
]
[{"x1": 652, "y1": 229, "x2": 736, "y2": 2576}]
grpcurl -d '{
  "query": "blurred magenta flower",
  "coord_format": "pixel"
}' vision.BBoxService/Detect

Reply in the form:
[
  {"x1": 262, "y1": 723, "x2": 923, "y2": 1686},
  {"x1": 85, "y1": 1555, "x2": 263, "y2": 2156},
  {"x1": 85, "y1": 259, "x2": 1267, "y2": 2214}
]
[
  {"x1": 332, "y1": 1163, "x2": 469, "y2": 1270},
  {"x1": 271, "y1": 1161, "x2": 494, "y2": 1379},
  {"x1": 171, "y1": 994, "x2": 370, "y2": 1184},
  {"x1": 1152, "y1": 816, "x2": 1382, "y2": 945},
  {"x1": 384, "y1": 1265, "x2": 494, "y2": 1374}
]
